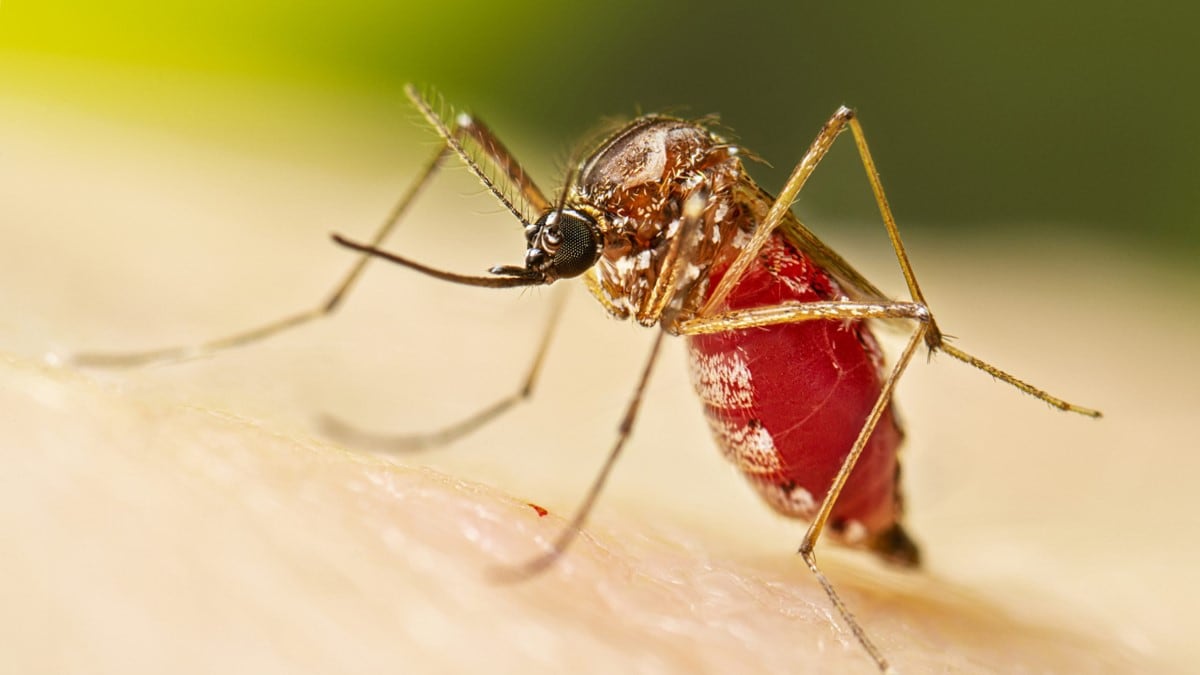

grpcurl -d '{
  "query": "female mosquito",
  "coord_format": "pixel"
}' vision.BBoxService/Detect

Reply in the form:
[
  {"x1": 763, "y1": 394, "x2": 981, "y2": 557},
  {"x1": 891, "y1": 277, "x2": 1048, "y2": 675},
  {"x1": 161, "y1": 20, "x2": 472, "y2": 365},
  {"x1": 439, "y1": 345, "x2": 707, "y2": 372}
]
[{"x1": 75, "y1": 85, "x2": 1100, "y2": 671}]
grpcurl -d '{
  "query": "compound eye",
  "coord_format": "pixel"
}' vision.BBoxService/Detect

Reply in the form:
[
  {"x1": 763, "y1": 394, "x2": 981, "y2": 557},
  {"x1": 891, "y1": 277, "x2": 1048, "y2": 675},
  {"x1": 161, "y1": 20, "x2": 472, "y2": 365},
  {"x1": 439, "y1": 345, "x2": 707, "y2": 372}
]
[{"x1": 547, "y1": 211, "x2": 601, "y2": 278}]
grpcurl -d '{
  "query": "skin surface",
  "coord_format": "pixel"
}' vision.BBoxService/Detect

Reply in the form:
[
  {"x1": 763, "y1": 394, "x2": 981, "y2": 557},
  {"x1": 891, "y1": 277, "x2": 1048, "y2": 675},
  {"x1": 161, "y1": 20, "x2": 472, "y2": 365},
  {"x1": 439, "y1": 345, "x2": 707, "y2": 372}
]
[{"x1": 2, "y1": 90, "x2": 1195, "y2": 674}]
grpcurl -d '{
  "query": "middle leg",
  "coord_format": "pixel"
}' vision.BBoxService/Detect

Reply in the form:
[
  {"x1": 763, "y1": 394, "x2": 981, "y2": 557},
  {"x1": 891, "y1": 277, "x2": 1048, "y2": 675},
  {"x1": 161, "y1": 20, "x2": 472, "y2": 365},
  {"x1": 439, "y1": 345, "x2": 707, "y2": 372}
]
[{"x1": 321, "y1": 289, "x2": 568, "y2": 452}]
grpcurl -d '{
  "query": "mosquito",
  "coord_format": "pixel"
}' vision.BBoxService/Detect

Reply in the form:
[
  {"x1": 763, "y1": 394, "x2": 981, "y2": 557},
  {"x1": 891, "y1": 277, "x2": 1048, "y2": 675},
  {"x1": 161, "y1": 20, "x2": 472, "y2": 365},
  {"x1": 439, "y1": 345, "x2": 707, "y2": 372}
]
[{"x1": 74, "y1": 84, "x2": 1101, "y2": 671}]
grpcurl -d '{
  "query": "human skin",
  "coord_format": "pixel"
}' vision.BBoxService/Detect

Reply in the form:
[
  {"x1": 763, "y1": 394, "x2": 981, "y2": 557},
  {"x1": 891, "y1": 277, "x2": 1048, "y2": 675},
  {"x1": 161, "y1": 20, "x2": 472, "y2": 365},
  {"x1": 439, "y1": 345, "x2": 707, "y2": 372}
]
[{"x1": 2, "y1": 90, "x2": 1192, "y2": 674}]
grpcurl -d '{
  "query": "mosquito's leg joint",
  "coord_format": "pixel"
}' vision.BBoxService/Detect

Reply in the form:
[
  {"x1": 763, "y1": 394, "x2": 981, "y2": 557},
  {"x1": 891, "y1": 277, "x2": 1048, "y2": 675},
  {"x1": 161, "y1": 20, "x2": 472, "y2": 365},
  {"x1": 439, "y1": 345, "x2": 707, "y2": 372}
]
[{"x1": 911, "y1": 304, "x2": 944, "y2": 350}]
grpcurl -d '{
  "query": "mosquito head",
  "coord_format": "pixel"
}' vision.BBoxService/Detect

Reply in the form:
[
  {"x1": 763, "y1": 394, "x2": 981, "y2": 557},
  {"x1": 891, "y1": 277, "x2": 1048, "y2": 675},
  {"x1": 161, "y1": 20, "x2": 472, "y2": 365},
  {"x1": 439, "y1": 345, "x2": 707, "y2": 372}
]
[{"x1": 493, "y1": 207, "x2": 603, "y2": 283}]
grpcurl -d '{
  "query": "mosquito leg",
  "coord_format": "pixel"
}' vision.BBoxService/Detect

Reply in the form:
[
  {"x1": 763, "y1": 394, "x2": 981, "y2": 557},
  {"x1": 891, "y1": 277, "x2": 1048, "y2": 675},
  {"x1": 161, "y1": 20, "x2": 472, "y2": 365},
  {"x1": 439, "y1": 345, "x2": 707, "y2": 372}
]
[
  {"x1": 799, "y1": 324, "x2": 926, "y2": 673},
  {"x1": 702, "y1": 106, "x2": 1099, "y2": 417},
  {"x1": 490, "y1": 329, "x2": 667, "y2": 583},
  {"x1": 69, "y1": 143, "x2": 455, "y2": 368},
  {"x1": 701, "y1": 107, "x2": 857, "y2": 316},
  {"x1": 73, "y1": 88, "x2": 550, "y2": 369},
  {"x1": 687, "y1": 299, "x2": 930, "y2": 669},
  {"x1": 482, "y1": 190, "x2": 698, "y2": 574},
  {"x1": 937, "y1": 343, "x2": 1099, "y2": 416},
  {"x1": 321, "y1": 290, "x2": 567, "y2": 452},
  {"x1": 676, "y1": 300, "x2": 929, "y2": 335},
  {"x1": 799, "y1": 549, "x2": 891, "y2": 673},
  {"x1": 843, "y1": 116, "x2": 1099, "y2": 417},
  {"x1": 682, "y1": 294, "x2": 930, "y2": 670},
  {"x1": 701, "y1": 106, "x2": 910, "y2": 319}
]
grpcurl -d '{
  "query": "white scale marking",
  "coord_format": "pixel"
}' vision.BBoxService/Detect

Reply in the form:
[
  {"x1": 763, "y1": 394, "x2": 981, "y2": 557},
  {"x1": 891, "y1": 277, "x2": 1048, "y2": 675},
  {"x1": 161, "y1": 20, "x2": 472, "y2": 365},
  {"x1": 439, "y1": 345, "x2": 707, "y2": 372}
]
[
  {"x1": 689, "y1": 346, "x2": 786, "y2": 477},
  {"x1": 840, "y1": 520, "x2": 868, "y2": 545},
  {"x1": 706, "y1": 416, "x2": 782, "y2": 475},
  {"x1": 754, "y1": 480, "x2": 819, "y2": 519},
  {"x1": 689, "y1": 348, "x2": 754, "y2": 409},
  {"x1": 613, "y1": 254, "x2": 636, "y2": 277}
]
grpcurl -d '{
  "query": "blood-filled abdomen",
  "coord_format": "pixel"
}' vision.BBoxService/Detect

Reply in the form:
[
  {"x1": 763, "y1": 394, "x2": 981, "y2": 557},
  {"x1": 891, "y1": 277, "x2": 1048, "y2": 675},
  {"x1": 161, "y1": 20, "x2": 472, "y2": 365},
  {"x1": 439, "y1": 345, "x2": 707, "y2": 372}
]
[{"x1": 687, "y1": 232, "x2": 918, "y2": 565}]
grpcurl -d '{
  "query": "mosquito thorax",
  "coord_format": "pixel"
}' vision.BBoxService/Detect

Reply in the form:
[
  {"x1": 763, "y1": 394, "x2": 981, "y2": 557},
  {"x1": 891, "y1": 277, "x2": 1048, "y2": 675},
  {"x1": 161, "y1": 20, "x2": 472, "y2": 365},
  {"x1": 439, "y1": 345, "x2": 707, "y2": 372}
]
[{"x1": 572, "y1": 116, "x2": 748, "y2": 326}]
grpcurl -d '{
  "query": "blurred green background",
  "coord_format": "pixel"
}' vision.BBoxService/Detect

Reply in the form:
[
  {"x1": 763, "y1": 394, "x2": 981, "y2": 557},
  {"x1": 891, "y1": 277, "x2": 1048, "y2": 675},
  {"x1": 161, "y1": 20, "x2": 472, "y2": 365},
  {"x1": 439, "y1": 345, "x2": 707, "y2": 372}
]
[{"x1": 2, "y1": 0, "x2": 1197, "y2": 265}]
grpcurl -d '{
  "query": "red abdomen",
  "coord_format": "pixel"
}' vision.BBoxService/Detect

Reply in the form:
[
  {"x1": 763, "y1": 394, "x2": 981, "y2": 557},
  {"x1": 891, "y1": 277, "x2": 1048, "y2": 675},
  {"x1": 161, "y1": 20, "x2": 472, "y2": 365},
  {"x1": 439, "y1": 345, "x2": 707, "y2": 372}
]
[{"x1": 687, "y1": 232, "x2": 906, "y2": 550}]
